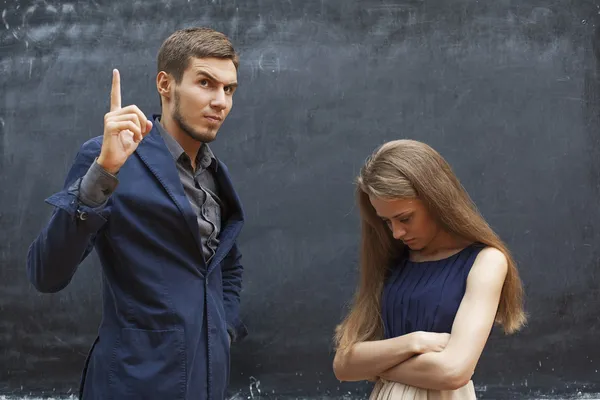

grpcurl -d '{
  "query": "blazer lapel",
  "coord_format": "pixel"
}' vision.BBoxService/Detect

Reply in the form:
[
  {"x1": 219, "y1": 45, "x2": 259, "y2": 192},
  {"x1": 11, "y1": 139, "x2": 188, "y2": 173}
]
[
  {"x1": 135, "y1": 128, "x2": 205, "y2": 268},
  {"x1": 207, "y1": 160, "x2": 245, "y2": 274}
]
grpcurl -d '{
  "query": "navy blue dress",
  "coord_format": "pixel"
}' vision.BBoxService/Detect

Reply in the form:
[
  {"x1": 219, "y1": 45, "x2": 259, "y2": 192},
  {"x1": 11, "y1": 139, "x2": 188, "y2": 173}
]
[{"x1": 382, "y1": 243, "x2": 485, "y2": 339}]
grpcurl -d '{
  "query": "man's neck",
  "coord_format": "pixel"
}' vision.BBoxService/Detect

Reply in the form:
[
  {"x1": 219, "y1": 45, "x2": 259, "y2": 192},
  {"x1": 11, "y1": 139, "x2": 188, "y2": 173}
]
[{"x1": 159, "y1": 113, "x2": 202, "y2": 166}]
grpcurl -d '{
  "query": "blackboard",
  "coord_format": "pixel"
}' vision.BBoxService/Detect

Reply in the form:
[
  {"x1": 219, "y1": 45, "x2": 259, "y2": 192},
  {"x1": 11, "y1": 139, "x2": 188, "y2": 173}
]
[{"x1": 1, "y1": 0, "x2": 600, "y2": 398}]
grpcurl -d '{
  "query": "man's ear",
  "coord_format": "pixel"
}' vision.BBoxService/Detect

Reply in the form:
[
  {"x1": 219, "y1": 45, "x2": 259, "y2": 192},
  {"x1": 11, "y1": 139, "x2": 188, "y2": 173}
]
[{"x1": 156, "y1": 71, "x2": 172, "y2": 101}]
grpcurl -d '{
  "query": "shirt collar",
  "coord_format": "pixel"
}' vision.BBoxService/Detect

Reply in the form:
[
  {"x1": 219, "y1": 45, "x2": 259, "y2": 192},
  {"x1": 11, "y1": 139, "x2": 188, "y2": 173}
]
[{"x1": 153, "y1": 115, "x2": 218, "y2": 172}]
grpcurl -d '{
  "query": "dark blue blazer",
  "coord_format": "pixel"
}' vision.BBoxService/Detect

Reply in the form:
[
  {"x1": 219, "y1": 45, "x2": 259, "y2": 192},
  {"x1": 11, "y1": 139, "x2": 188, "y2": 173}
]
[{"x1": 27, "y1": 125, "x2": 247, "y2": 400}]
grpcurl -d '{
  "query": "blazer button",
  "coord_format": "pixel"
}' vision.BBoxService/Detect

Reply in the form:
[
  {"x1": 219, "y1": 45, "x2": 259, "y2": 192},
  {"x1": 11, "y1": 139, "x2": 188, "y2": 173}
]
[{"x1": 77, "y1": 209, "x2": 88, "y2": 221}]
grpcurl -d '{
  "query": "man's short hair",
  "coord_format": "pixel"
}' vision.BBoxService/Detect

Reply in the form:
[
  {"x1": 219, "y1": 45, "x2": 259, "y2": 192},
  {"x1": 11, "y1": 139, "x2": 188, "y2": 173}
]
[{"x1": 157, "y1": 27, "x2": 239, "y2": 82}]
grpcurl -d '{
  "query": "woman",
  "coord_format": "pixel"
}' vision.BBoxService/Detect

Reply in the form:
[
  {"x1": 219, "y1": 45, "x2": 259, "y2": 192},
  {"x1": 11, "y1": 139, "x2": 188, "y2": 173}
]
[{"x1": 332, "y1": 140, "x2": 526, "y2": 399}]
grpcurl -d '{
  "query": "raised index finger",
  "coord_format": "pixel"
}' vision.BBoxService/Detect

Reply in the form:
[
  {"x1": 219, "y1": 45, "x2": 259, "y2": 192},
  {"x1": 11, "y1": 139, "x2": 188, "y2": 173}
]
[{"x1": 110, "y1": 69, "x2": 121, "y2": 112}]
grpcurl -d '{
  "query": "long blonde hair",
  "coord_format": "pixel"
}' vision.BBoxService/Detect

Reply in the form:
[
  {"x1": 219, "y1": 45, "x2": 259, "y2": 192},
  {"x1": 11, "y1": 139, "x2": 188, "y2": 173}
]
[{"x1": 334, "y1": 139, "x2": 526, "y2": 353}]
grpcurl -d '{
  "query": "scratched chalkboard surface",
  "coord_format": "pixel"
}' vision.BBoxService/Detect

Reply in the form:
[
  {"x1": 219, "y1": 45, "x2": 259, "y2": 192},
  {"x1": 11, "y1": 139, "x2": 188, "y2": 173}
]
[{"x1": 2, "y1": 0, "x2": 600, "y2": 398}]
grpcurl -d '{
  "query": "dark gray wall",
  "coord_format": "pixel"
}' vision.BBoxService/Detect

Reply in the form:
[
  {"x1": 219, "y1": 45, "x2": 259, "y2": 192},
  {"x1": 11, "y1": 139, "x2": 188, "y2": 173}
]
[{"x1": 1, "y1": 0, "x2": 600, "y2": 398}]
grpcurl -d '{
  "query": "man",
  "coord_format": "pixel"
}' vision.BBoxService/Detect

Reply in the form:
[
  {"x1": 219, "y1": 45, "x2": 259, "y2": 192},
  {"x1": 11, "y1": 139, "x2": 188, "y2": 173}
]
[{"x1": 26, "y1": 27, "x2": 247, "y2": 400}]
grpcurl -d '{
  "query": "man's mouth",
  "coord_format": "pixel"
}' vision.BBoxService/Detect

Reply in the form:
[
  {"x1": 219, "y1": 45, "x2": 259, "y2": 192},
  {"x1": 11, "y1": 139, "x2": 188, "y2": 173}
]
[{"x1": 205, "y1": 115, "x2": 222, "y2": 122}]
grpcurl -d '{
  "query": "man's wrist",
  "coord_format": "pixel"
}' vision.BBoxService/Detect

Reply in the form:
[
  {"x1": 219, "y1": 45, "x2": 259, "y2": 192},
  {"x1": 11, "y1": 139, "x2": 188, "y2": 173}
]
[
  {"x1": 78, "y1": 158, "x2": 119, "y2": 208},
  {"x1": 97, "y1": 155, "x2": 121, "y2": 175}
]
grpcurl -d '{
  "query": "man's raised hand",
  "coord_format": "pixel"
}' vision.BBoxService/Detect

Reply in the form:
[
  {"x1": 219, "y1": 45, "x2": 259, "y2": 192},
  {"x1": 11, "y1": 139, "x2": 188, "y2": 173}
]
[{"x1": 97, "y1": 69, "x2": 153, "y2": 174}]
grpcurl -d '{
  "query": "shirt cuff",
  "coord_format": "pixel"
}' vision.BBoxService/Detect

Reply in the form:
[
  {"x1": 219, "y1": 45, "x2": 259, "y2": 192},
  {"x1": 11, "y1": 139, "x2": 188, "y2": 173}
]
[{"x1": 78, "y1": 158, "x2": 119, "y2": 208}]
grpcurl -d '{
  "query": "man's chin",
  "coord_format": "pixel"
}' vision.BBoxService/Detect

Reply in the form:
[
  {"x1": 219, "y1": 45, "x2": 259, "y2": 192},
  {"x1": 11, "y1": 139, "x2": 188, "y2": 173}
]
[
  {"x1": 185, "y1": 128, "x2": 218, "y2": 143},
  {"x1": 174, "y1": 114, "x2": 219, "y2": 143},
  {"x1": 197, "y1": 133, "x2": 218, "y2": 143}
]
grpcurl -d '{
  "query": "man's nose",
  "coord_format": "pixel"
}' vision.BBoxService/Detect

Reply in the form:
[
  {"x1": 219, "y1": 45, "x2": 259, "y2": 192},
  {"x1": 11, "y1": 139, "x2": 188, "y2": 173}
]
[{"x1": 210, "y1": 89, "x2": 227, "y2": 110}]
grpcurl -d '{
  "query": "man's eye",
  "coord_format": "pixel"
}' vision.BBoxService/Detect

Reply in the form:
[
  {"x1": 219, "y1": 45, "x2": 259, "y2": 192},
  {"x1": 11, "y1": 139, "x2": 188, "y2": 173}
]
[{"x1": 199, "y1": 80, "x2": 209, "y2": 86}]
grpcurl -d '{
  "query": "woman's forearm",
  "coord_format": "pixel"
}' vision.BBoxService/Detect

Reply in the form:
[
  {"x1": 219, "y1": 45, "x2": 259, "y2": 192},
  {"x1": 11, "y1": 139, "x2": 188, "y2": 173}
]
[
  {"x1": 379, "y1": 351, "x2": 472, "y2": 390},
  {"x1": 333, "y1": 333, "x2": 420, "y2": 382}
]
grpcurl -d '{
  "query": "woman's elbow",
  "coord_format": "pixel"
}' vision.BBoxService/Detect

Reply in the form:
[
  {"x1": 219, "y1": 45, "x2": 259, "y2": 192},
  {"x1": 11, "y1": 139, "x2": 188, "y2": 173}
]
[
  {"x1": 443, "y1": 375, "x2": 472, "y2": 391},
  {"x1": 333, "y1": 370, "x2": 364, "y2": 383},
  {"x1": 440, "y1": 365, "x2": 474, "y2": 390},
  {"x1": 332, "y1": 359, "x2": 343, "y2": 380},
  {"x1": 332, "y1": 354, "x2": 364, "y2": 382},
  {"x1": 332, "y1": 356, "x2": 351, "y2": 382}
]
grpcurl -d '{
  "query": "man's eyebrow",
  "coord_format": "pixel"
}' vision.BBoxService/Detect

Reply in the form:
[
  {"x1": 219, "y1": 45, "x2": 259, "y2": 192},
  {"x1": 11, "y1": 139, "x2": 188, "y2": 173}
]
[{"x1": 196, "y1": 70, "x2": 238, "y2": 87}]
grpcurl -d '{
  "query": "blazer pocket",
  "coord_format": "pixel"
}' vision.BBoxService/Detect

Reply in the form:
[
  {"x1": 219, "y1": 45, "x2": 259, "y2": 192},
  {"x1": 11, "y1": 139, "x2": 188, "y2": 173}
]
[{"x1": 110, "y1": 328, "x2": 187, "y2": 400}]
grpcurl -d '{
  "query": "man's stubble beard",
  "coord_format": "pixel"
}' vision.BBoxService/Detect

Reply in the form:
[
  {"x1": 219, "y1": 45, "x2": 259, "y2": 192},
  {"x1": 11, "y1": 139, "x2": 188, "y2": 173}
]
[{"x1": 172, "y1": 89, "x2": 217, "y2": 144}]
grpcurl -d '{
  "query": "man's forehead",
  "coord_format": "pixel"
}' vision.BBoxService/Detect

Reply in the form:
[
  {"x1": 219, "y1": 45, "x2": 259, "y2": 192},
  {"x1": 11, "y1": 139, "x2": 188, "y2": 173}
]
[{"x1": 186, "y1": 57, "x2": 237, "y2": 81}]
